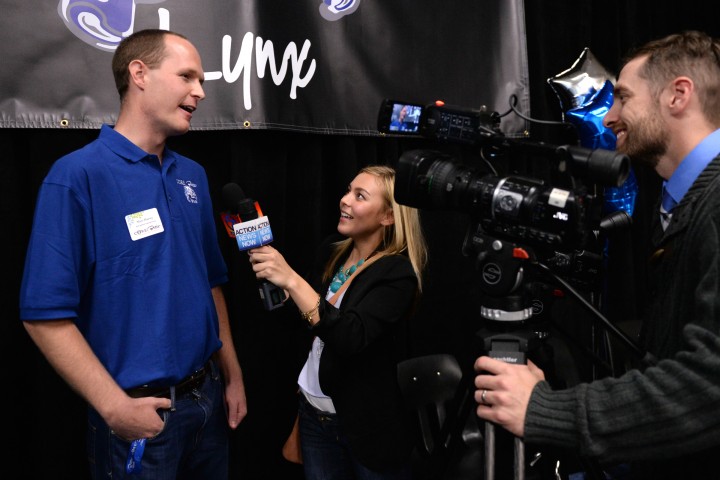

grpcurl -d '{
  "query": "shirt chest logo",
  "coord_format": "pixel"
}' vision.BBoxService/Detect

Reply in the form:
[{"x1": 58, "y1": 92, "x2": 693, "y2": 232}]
[{"x1": 177, "y1": 179, "x2": 198, "y2": 204}]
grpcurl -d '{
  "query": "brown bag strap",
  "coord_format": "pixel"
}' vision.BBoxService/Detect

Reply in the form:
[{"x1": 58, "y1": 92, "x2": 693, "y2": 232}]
[{"x1": 327, "y1": 253, "x2": 384, "y2": 306}]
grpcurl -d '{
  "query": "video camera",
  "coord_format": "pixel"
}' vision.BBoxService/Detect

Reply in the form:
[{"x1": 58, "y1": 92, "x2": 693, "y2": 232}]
[
  {"x1": 380, "y1": 100, "x2": 644, "y2": 479},
  {"x1": 378, "y1": 98, "x2": 630, "y2": 297}
]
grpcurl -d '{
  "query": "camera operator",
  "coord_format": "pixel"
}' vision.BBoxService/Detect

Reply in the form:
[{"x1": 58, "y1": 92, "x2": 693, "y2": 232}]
[{"x1": 474, "y1": 30, "x2": 720, "y2": 479}]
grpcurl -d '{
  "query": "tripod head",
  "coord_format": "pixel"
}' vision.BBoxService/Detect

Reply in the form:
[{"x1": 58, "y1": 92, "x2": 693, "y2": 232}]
[
  {"x1": 468, "y1": 228, "x2": 645, "y2": 368},
  {"x1": 468, "y1": 231, "x2": 546, "y2": 366}
]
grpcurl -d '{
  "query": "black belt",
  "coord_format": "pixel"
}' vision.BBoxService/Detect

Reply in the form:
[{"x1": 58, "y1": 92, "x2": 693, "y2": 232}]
[{"x1": 125, "y1": 361, "x2": 211, "y2": 399}]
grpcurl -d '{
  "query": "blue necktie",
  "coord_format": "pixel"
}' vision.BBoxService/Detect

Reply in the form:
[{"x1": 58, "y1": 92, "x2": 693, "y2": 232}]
[
  {"x1": 660, "y1": 187, "x2": 676, "y2": 230},
  {"x1": 661, "y1": 187, "x2": 677, "y2": 213}
]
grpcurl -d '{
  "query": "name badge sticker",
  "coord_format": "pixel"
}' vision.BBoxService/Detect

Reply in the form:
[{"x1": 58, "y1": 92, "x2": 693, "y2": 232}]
[{"x1": 125, "y1": 208, "x2": 165, "y2": 241}]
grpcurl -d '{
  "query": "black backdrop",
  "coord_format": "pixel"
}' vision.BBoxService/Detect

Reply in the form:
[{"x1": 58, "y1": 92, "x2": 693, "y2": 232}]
[{"x1": 3, "y1": 2, "x2": 719, "y2": 479}]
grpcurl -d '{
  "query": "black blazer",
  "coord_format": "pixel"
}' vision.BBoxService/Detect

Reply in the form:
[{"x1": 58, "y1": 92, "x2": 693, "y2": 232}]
[{"x1": 302, "y1": 236, "x2": 419, "y2": 470}]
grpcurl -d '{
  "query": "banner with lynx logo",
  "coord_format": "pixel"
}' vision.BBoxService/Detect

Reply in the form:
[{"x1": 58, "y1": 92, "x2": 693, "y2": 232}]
[{"x1": 0, "y1": 1, "x2": 529, "y2": 136}]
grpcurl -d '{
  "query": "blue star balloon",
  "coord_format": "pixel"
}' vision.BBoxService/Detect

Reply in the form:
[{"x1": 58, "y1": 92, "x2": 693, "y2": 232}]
[
  {"x1": 566, "y1": 79, "x2": 616, "y2": 151},
  {"x1": 547, "y1": 48, "x2": 615, "y2": 117},
  {"x1": 565, "y1": 77, "x2": 638, "y2": 217}
]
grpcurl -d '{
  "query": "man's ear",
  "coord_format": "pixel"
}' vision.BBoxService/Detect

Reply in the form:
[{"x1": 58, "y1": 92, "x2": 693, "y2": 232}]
[
  {"x1": 128, "y1": 60, "x2": 148, "y2": 90},
  {"x1": 667, "y1": 76, "x2": 693, "y2": 112}
]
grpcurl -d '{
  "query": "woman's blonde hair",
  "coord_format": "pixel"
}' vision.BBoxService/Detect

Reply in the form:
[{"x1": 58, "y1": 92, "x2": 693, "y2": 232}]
[{"x1": 324, "y1": 165, "x2": 428, "y2": 291}]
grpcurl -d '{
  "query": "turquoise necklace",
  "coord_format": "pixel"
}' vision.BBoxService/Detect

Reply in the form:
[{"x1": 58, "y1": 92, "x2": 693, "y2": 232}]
[{"x1": 329, "y1": 256, "x2": 367, "y2": 293}]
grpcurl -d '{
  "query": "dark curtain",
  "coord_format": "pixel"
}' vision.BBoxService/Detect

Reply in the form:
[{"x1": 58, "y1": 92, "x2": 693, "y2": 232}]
[{"x1": 3, "y1": 2, "x2": 718, "y2": 479}]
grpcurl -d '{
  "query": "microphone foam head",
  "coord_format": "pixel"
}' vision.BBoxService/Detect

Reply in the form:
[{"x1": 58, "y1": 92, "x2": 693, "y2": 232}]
[
  {"x1": 222, "y1": 183, "x2": 245, "y2": 207},
  {"x1": 221, "y1": 183, "x2": 257, "y2": 219}
]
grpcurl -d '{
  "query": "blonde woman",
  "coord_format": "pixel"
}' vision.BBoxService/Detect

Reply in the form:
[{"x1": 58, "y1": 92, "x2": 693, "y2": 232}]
[{"x1": 250, "y1": 165, "x2": 427, "y2": 479}]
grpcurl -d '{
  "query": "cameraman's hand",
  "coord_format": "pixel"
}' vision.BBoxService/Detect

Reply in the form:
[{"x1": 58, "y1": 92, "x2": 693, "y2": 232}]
[{"x1": 473, "y1": 356, "x2": 545, "y2": 438}]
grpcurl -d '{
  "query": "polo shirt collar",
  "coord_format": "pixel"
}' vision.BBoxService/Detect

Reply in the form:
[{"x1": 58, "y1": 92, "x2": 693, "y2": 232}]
[{"x1": 98, "y1": 124, "x2": 177, "y2": 168}]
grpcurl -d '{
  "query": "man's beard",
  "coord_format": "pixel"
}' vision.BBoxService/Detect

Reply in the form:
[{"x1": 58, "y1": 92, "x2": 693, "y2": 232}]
[{"x1": 618, "y1": 109, "x2": 668, "y2": 170}]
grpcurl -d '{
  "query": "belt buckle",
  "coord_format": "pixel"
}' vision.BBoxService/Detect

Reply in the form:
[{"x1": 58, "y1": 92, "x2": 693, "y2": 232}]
[
  {"x1": 189, "y1": 365, "x2": 206, "y2": 381},
  {"x1": 176, "y1": 363, "x2": 208, "y2": 393}
]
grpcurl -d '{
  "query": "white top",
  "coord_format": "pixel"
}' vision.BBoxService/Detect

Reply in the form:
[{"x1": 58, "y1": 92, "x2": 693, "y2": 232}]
[{"x1": 298, "y1": 287, "x2": 346, "y2": 413}]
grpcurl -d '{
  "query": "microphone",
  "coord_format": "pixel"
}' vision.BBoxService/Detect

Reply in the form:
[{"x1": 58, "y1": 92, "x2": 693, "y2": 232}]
[{"x1": 221, "y1": 183, "x2": 286, "y2": 311}]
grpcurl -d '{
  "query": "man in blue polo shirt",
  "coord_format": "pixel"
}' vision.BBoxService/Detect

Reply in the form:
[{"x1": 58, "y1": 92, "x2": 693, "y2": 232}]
[{"x1": 19, "y1": 29, "x2": 247, "y2": 479}]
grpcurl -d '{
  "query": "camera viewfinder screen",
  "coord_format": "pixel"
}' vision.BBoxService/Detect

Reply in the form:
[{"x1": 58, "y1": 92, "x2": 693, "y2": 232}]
[{"x1": 389, "y1": 103, "x2": 423, "y2": 133}]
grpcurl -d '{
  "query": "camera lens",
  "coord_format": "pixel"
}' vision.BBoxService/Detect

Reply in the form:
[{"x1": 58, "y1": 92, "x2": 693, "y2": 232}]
[
  {"x1": 394, "y1": 149, "x2": 488, "y2": 212},
  {"x1": 394, "y1": 148, "x2": 587, "y2": 250}
]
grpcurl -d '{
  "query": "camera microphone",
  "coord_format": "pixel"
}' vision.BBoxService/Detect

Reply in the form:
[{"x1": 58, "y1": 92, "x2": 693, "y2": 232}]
[
  {"x1": 599, "y1": 210, "x2": 633, "y2": 233},
  {"x1": 221, "y1": 183, "x2": 285, "y2": 311}
]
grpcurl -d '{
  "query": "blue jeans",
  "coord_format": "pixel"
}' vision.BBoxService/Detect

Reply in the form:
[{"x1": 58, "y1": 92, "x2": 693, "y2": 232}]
[
  {"x1": 298, "y1": 396, "x2": 412, "y2": 480},
  {"x1": 86, "y1": 361, "x2": 228, "y2": 480}
]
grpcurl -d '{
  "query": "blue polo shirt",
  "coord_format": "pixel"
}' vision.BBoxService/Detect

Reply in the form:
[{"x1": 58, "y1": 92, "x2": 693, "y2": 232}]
[{"x1": 20, "y1": 125, "x2": 228, "y2": 389}]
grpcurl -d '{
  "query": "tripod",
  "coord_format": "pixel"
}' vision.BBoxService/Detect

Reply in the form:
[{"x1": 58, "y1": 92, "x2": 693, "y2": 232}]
[
  {"x1": 433, "y1": 293, "x2": 553, "y2": 480},
  {"x1": 456, "y1": 232, "x2": 646, "y2": 480}
]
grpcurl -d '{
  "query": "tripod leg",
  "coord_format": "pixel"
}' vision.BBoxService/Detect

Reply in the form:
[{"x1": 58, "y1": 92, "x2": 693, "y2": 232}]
[
  {"x1": 513, "y1": 437, "x2": 524, "y2": 480},
  {"x1": 486, "y1": 423, "x2": 525, "y2": 480},
  {"x1": 484, "y1": 421, "x2": 495, "y2": 480}
]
